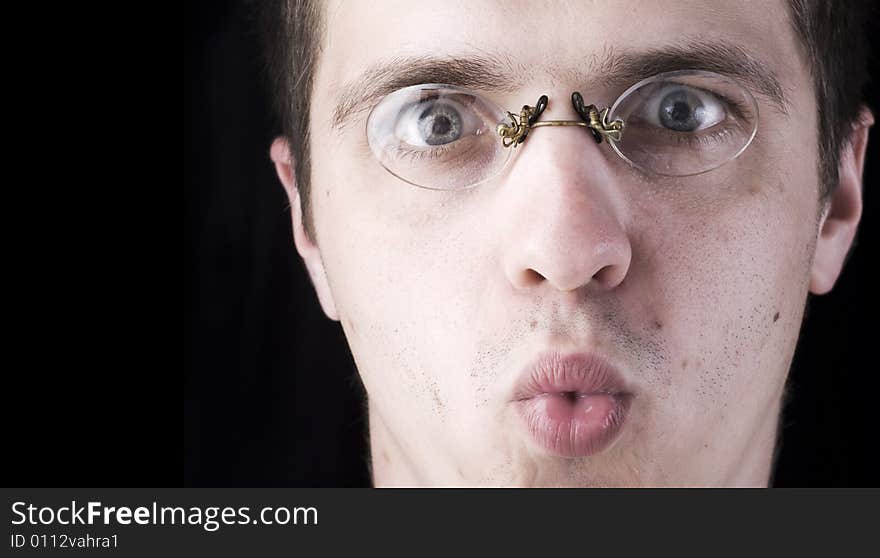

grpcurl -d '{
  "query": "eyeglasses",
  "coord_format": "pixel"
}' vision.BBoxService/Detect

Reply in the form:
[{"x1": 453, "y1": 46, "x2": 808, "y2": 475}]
[{"x1": 365, "y1": 70, "x2": 759, "y2": 191}]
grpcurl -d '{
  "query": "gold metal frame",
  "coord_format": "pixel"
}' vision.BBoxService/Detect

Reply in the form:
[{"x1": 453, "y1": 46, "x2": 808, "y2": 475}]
[{"x1": 497, "y1": 92, "x2": 624, "y2": 148}]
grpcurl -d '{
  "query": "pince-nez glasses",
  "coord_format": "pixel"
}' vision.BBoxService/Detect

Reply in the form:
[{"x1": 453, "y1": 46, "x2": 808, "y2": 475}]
[{"x1": 365, "y1": 70, "x2": 759, "y2": 191}]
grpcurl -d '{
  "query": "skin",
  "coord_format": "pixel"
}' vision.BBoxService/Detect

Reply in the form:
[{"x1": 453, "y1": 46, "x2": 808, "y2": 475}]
[{"x1": 271, "y1": 0, "x2": 872, "y2": 486}]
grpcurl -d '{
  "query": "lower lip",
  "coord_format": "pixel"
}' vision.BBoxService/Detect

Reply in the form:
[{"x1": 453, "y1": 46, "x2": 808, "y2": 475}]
[{"x1": 516, "y1": 392, "x2": 631, "y2": 458}]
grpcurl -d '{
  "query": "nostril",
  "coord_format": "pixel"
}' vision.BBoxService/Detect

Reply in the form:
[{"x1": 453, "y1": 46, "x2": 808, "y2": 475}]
[
  {"x1": 524, "y1": 268, "x2": 546, "y2": 284},
  {"x1": 592, "y1": 264, "x2": 617, "y2": 286}
]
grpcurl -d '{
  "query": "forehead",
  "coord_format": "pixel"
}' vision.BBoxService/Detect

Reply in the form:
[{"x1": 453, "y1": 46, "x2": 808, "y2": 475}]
[{"x1": 317, "y1": 0, "x2": 805, "y2": 99}]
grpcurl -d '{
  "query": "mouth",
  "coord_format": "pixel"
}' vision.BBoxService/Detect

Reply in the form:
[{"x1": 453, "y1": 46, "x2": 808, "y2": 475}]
[{"x1": 512, "y1": 351, "x2": 633, "y2": 458}]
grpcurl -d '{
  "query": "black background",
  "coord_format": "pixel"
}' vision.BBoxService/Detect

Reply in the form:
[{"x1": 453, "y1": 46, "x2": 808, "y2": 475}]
[{"x1": 185, "y1": 0, "x2": 880, "y2": 487}]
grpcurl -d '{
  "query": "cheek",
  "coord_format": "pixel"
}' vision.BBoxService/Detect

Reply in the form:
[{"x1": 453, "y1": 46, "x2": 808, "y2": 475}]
[
  {"x1": 628, "y1": 156, "x2": 818, "y2": 422},
  {"x1": 312, "y1": 162, "x2": 490, "y2": 416}
]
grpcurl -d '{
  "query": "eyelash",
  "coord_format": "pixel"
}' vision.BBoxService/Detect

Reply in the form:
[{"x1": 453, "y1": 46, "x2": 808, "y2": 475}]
[
  {"x1": 389, "y1": 142, "x2": 458, "y2": 162},
  {"x1": 644, "y1": 123, "x2": 737, "y2": 146}
]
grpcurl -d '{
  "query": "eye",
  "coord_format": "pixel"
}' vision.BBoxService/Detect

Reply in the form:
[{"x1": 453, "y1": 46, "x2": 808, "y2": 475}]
[
  {"x1": 638, "y1": 84, "x2": 726, "y2": 132},
  {"x1": 606, "y1": 70, "x2": 759, "y2": 176},
  {"x1": 393, "y1": 96, "x2": 483, "y2": 147},
  {"x1": 396, "y1": 99, "x2": 463, "y2": 146},
  {"x1": 365, "y1": 84, "x2": 513, "y2": 190}
]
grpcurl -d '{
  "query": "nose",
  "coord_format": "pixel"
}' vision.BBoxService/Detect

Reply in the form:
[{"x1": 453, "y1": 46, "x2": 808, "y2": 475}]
[{"x1": 499, "y1": 120, "x2": 632, "y2": 295}]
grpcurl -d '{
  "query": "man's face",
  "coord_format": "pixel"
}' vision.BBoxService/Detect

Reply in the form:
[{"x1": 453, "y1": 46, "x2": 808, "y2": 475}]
[{"x1": 293, "y1": 0, "x2": 846, "y2": 486}]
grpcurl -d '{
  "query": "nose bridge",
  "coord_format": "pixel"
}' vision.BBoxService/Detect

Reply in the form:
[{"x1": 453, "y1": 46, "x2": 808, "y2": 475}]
[
  {"x1": 503, "y1": 91, "x2": 601, "y2": 145},
  {"x1": 497, "y1": 120, "x2": 632, "y2": 294}
]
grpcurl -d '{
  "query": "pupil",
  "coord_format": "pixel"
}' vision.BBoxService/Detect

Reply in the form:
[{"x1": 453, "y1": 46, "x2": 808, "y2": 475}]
[
  {"x1": 658, "y1": 90, "x2": 703, "y2": 132},
  {"x1": 431, "y1": 116, "x2": 452, "y2": 136},
  {"x1": 670, "y1": 101, "x2": 690, "y2": 122},
  {"x1": 418, "y1": 103, "x2": 462, "y2": 145}
]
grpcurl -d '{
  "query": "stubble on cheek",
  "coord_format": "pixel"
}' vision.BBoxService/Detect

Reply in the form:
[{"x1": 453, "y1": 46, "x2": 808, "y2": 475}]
[
  {"x1": 636, "y1": 170, "x2": 817, "y2": 479},
  {"x1": 321, "y1": 204, "x2": 488, "y2": 480}
]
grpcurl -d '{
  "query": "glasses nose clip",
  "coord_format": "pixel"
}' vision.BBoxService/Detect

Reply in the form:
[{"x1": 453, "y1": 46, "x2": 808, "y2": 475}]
[{"x1": 496, "y1": 91, "x2": 624, "y2": 148}]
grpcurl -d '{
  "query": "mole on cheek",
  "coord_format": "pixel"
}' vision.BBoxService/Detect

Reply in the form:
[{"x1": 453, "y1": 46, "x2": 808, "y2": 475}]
[{"x1": 773, "y1": 312, "x2": 780, "y2": 323}]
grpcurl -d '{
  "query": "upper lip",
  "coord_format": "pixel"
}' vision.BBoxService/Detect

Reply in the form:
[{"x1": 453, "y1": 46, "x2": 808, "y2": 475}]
[{"x1": 512, "y1": 351, "x2": 631, "y2": 401}]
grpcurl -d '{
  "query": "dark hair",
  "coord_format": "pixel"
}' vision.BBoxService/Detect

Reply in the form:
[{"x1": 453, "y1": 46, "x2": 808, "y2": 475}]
[
  {"x1": 255, "y1": 1, "x2": 872, "y2": 238},
  {"x1": 787, "y1": 0, "x2": 873, "y2": 202},
  {"x1": 255, "y1": 0, "x2": 323, "y2": 240}
]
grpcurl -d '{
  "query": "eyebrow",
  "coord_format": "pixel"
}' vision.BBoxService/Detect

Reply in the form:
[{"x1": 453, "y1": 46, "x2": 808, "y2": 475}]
[{"x1": 330, "y1": 38, "x2": 790, "y2": 132}]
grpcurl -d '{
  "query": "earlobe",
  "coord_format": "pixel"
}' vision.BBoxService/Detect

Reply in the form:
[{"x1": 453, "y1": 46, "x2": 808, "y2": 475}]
[
  {"x1": 270, "y1": 137, "x2": 340, "y2": 321},
  {"x1": 808, "y1": 107, "x2": 873, "y2": 295}
]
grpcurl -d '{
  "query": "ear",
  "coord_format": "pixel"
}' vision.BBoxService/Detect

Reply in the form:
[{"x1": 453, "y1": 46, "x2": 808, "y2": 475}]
[
  {"x1": 809, "y1": 107, "x2": 873, "y2": 295},
  {"x1": 270, "y1": 137, "x2": 340, "y2": 321}
]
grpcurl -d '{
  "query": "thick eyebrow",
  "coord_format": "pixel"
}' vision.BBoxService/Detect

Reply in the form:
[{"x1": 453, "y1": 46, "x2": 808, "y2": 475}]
[
  {"x1": 331, "y1": 38, "x2": 789, "y2": 132},
  {"x1": 331, "y1": 53, "x2": 523, "y2": 131},
  {"x1": 602, "y1": 40, "x2": 790, "y2": 114}
]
